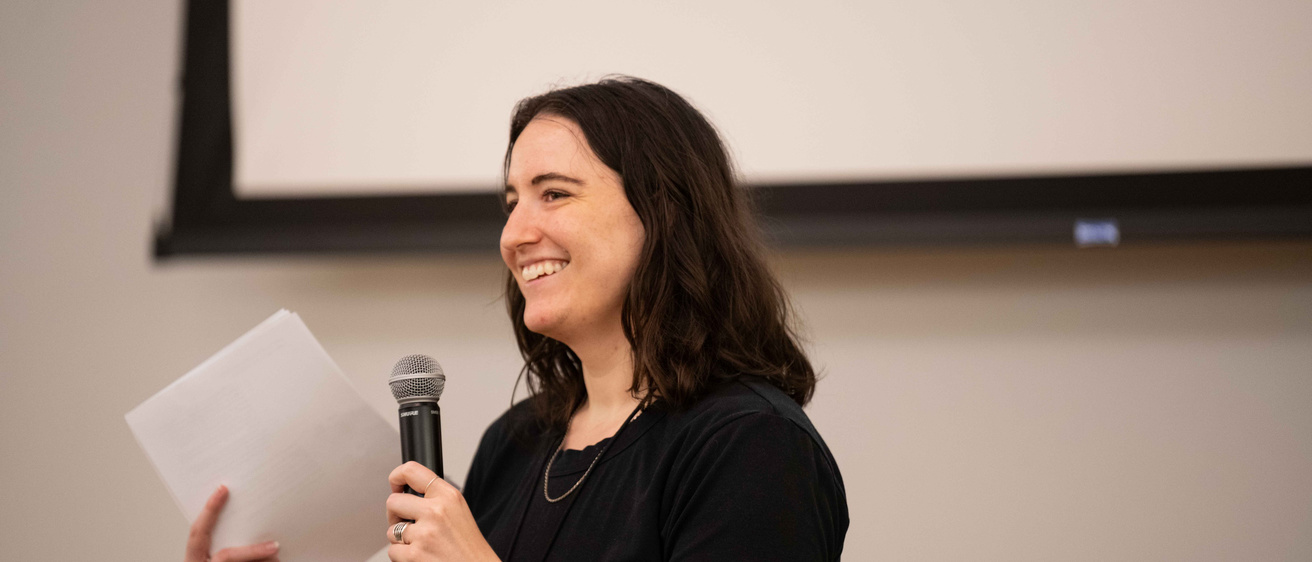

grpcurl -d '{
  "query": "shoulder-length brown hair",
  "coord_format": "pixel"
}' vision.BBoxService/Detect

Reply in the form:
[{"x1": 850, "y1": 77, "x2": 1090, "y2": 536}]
[{"x1": 504, "y1": 76, "x2": 815, "y2": 429}]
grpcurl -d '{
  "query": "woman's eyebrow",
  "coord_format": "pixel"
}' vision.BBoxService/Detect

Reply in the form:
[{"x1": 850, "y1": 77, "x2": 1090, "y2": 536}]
[
  {"x1": 504, "y1": 172, "x2": 584, "y2": 197},
  {"x1": 531, "y1": 172, "x2": 584, "y2": 186}
]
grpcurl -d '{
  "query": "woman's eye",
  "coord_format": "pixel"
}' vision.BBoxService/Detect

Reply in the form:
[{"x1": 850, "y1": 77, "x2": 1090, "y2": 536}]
[
  {"x1": 544, "y1": 190, "x2": 569, "y2": 202},
  {"x1": 504, "y1": 200, "x2": 518, "y2": 213}
]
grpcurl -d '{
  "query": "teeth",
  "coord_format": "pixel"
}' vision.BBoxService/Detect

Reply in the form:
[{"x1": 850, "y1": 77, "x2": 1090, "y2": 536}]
[{"x1": 522, "y1": 260, "x2": 568, "y2": 281}]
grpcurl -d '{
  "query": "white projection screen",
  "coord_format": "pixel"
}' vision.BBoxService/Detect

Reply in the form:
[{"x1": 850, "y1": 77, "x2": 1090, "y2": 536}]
[
  {"x1": 154, "y1": 0, "x2": 1312, "y2": 256},
  {"x1": 231, "y1": 0, "x2": 1312, "y2": 197}
]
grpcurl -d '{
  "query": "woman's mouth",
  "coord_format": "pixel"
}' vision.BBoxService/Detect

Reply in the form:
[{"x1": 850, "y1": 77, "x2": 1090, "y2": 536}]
[{"x1": 522, "y1": 260, "x2": 569, "y2": 282}]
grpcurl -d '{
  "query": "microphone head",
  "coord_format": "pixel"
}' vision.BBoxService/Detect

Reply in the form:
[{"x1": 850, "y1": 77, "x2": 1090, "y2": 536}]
[{"x1": 389, "y1": 354, "x2": 445, "y2": 405}]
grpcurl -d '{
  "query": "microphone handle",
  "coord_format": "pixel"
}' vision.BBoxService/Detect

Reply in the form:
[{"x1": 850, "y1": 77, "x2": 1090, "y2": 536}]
[{"x1": 399, "y1": 401, "x2": 443, "y2": 495}]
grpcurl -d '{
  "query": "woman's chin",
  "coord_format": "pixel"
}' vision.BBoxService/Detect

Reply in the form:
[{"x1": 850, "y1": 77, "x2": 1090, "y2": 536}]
[{"x1": 522, "y1": 310, "x2": 564, "y2": 339}]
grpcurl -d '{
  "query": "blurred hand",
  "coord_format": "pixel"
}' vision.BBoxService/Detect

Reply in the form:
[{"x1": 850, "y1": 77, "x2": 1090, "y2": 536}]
[
  {"x1": 184, "y1": 485, "x2": 281, "y2": 562},
  {"x1": 386, "y1": 462, "x2": 498, "y2": 562}
]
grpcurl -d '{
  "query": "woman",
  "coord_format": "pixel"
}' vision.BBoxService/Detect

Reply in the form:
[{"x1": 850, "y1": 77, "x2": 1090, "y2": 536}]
[{"x1": 185, "y1": 77, "x2": 848, "y2": 562}]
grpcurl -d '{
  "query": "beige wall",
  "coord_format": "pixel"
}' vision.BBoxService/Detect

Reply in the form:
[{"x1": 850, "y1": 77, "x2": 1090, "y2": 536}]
[{"x1": 2, "y1": 2, "x2": 1310, "y2": 560}]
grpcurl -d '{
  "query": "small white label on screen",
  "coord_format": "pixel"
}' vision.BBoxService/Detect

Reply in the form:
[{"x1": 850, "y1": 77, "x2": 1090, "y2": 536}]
[{"x1": 1075, "y1": 219, "x2": 1120, "y2": 248}]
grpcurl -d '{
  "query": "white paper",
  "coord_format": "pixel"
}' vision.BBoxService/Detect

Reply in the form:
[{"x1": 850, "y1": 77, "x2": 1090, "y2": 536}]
[{"x1": 126, "y1": 310, "x2": 396, "y2": 562}]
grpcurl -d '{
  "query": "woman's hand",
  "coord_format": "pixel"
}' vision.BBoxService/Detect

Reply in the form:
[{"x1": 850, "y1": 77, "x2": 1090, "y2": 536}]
[
  {"x1": 386, "y1": 462, "x2": 499, "y2": 562},
  {"x1": 184, "y1": 485, "x2": 281, "y2": 562}
]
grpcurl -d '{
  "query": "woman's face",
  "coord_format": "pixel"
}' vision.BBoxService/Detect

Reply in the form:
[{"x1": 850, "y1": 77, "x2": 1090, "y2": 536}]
[{"x1": 501, "y1": 115, "x2": 645, "y2": 343}]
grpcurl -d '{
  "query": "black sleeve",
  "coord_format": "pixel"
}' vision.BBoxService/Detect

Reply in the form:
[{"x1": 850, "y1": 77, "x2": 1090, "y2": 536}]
[
  {"x1": 460, "y1": 420, "x2": 498, "y2": 511},
  {"x1": 662, "y1": 412, "x2": 848, "y2": 561},
  {"x1": 460, "y1": 405, "x2": 544, "y2": 557}
]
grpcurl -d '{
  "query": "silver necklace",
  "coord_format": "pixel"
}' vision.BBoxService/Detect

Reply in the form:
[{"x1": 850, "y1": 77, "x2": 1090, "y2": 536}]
[{"x1": 543, "y1": 402, "x2": 644, "y2": 503}]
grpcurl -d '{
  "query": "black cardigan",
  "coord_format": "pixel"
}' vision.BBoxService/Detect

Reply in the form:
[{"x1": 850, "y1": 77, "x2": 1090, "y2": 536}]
[{"x1": 462, "y1": 377, "x2": 849, "y2": 561}]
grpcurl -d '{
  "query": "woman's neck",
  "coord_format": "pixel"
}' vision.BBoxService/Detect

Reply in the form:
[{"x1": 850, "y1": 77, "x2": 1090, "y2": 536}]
[
  {"x1": 574, "y1": 329, "x2": 639, "y2": 413},
  {"x1": 559, "y1": 323, "x2": 642, "y2": 448}
]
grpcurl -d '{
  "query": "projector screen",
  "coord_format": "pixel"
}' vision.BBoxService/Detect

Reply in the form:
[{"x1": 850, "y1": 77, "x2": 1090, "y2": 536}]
[
  {"x1": 231, "y1": 0, "x2": 1312, "y2": 198},
  {"x1": 153, "y1": 0, "x2": 1312, "y2": 257}
]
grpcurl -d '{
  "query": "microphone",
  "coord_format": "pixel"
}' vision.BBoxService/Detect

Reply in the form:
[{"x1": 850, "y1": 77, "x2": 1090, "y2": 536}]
[{"x1": 388, "y1": 354, "x2": 445, "y2": 495}]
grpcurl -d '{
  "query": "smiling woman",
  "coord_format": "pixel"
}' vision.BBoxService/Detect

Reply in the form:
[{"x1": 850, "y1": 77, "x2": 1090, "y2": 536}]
[
  {"x1": 184, "y1": 77, "x2": 849, "y2": 562},
  {"x1": 464, "y1": 77, "x2": 848, "y2": 560}
]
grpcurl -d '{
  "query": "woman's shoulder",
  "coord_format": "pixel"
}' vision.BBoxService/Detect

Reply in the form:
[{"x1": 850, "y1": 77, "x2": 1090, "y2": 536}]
[
  {"x1": 660, "y1": 376, "x2": 842, "y2": 475},
  {"x1": 655, "y1": 376, "x2": 850, "y2": 558},
  {"x1": 476, "y1": 396, "x2": 547, "y2": 454},
  {"x1": 667, "y1": 377, "x2": 828, "y2": 442}
]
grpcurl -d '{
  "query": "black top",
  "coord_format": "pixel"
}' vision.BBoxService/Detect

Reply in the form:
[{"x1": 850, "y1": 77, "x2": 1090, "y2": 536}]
[{"x1": 462, "y1": 377, "x2": 849, "y2": 561}]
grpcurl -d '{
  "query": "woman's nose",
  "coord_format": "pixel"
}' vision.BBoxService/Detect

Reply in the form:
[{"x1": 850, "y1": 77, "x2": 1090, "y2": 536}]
[{"x1": 500, "y1": 203, "x2": 541, "y2": 252}]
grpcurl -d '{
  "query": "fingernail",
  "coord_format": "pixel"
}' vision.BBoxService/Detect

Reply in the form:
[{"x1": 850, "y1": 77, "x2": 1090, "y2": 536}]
[{"x1": 265, "y1": 541, "x2": 279, "y2": 552}]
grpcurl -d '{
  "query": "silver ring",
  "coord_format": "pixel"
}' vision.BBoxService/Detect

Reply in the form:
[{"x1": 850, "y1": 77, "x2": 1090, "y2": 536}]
[
  {"x1": 422, "y1": 476, "x2": 439, "y2": 495},
  {"x1": 392, "y1": 521, "x2": 409, "y2": 544}
]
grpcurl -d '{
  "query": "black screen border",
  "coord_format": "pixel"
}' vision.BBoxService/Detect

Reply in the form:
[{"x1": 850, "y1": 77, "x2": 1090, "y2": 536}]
[{"x1": 154, "y1": 0, "x2": 1312, "y2": 258}]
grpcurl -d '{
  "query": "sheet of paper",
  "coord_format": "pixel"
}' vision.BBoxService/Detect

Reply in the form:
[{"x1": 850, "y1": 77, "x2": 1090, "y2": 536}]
[{"x1": 126, "y1": 310, "x2": 396, "y2": 562}]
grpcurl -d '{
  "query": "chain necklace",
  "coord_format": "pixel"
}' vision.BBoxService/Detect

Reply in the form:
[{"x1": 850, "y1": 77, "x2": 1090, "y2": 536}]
[{"x1": 543, "y1": 401, "x2": 645, "y2": 503}]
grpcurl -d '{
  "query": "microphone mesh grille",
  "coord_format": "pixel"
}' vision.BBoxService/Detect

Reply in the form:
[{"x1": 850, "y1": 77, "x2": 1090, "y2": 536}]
[
  {"x1": 390, "y1": 376, "x2": 445, "y2": 401},
  {"x1": 391, "y1": 354, "x2": 442, "y2": 378},
  {"x1": 388, "y1": 354, "x2": 445, "y2": 402}
]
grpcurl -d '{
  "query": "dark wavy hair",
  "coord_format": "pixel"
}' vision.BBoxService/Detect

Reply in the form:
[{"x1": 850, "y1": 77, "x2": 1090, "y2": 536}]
[{"x1": 504, "y1": 76, "x2": 816, "y2": 429}]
